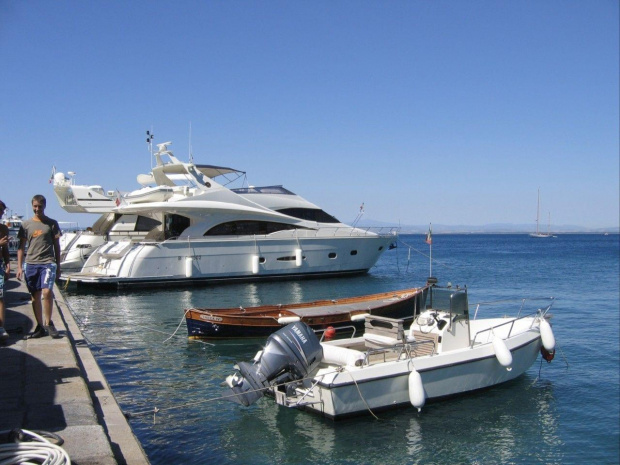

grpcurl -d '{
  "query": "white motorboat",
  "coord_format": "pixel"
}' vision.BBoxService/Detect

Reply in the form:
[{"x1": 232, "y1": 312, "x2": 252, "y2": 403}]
[
  {"x1": 56, "y1": 142, "x2": 397, "y2": 288},
  {"x1": 223, "y1": 282, "x2": 557, "y2": 419}
]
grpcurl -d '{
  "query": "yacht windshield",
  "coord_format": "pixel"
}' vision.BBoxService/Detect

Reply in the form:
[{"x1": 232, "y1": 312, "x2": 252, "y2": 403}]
[
  {"x1": 276, "y1": 208, "x2": 340, "y2": 223},
  {"x1": 232, "y1": 186, "x2": 295, "y2": 195}
]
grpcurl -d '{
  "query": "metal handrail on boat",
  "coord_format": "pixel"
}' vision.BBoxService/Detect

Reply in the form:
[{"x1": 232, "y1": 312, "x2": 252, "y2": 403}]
[
  {"x1": 155, "y1": 226, "x2": 399, "y2": 241},
  {"x1": 316, "y1": 325, "x2": 358, "y2": 342},
  {"x1": 470, "y1": 299, "x2": 555, "y2": 348},
  {"x1": 361, "y1": 338, "x2": 437, "y2": 366},
  {"x1": 472, "y1": 296, "x2": 555, "y2": 320}
]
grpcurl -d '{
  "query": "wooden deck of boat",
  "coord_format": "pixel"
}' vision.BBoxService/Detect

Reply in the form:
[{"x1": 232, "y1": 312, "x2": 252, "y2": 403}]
[
  {"x1": 291, "y1": 300, "x2": 396, "y2": 317},
  {"x1": 330, "y1": 329, "x2": 439, "y2": 366},
  {"x1": 192, "y1": 288, "x2": 422, "y2": 314}
]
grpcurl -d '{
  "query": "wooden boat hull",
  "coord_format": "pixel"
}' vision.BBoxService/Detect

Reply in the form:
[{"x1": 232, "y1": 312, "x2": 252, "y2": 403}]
[{"x1": 186, "y1": 287, "x2": 427, "y2": 339}]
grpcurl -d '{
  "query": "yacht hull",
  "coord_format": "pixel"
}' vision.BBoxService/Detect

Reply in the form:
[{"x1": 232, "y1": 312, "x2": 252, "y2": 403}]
[{"x1": 61, "y1": 234, "x2": 394, "y2": 289}]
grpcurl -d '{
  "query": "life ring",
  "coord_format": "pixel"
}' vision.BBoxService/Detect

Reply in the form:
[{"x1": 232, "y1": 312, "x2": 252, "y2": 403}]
[{"x1": 541, "y1": 346, "x2": 555, "y2": 363}]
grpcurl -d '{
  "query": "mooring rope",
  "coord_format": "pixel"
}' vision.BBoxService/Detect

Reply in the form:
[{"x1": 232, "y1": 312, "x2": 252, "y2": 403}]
[
  {"x1": 397, "y1": 237, "x2": 452, "y2": 272},
  {"x1": 124, "y1": 367, "x2": 345, "y2": 422},
  {"x1": 162, "y1": 309, "x2": 196, "y2": 344},
  {"x1": 133, "y1": 323, "x2": 215, "y2": 346},
  {"x1": 342, "y1": 367, "x2": 380, "y2": 420},
  {"x1": 533, "y1": 341, "x2": 568, "y2": 386}
]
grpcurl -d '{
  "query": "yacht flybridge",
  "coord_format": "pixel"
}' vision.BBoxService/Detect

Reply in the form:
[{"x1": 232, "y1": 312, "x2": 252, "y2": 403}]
[{"x1": 54, "y1": 142, "x2": 397, "y2": 288}]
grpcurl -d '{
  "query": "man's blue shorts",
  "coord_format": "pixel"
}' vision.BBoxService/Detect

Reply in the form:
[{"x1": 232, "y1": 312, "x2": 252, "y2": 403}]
[{"x1": 24, "y1": 263, "x2": 57, "y2": 294}]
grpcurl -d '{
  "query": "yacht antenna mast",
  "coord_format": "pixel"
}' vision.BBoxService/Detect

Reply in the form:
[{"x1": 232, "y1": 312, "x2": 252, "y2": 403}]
[
  {"x1": 352, "y1": 202, "x2": 364, "y2": 227},
  {"x1": 188, "y1": 122, "x2": 194, "y2": 164},
  {"x1": 146, "y1": 128, "x2": 155, "y2": 168}
]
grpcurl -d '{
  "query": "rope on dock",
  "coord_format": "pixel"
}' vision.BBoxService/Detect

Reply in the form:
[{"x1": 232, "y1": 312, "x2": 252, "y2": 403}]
[{"x1": 0, "y1": 429, "x2": 71, "y2": 465}]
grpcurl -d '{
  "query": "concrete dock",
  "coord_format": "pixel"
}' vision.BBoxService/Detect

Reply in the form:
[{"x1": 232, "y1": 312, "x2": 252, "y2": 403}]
[{"x1": 0, "y1": 265, "x2": 150, "y2": 464}]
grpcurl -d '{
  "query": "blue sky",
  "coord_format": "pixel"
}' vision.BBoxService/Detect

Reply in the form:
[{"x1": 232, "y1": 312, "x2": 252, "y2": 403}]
[{"x1": 1, "y1": 1, "x2": 618, "y2": 230}]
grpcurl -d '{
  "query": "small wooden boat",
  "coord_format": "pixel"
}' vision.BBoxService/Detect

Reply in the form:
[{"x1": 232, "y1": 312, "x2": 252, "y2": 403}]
[{"x1": 186, "y1": 287, "x2": 427, "y2": 339}]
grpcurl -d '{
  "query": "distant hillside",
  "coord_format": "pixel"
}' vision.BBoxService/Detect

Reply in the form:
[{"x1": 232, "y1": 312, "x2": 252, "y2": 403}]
[{"x1": 351, "y1": 219, "x2": 619, "y2": 234}]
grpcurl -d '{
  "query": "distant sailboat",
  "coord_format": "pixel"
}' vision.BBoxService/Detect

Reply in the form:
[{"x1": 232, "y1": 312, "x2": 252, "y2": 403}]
[{"x1": 530, "y1": 188, "x2": 554, "y2": 238}]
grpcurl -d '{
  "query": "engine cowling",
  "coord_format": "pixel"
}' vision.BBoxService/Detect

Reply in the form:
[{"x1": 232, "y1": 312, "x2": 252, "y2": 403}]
[{"x1": 224, "y1": 322, "x2": 323, "y2": 406}]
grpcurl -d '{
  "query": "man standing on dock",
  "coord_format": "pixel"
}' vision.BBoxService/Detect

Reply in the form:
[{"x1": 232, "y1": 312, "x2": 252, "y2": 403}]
[{"x1": 16, "y1": 194, "x2": 62, "y2": 338}]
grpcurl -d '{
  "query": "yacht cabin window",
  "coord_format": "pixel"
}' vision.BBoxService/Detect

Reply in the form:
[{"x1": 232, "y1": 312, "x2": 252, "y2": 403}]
[{"x1": 205, "y1": 220, "x2": 302, "y2": 236}]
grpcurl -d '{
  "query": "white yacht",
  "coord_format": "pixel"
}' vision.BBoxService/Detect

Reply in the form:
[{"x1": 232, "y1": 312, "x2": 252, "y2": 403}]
[
  {"x1": 1, "y1": 212, "x2": 24, "y2": 257},
  {"x1": 55, "y1": 142, "x2": 397, "y2": 288}
]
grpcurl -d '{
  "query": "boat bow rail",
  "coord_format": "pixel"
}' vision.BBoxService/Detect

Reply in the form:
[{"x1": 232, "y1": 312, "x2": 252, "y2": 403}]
[{"x1": 469, "y1": 297, "x2": 555, "y2": 348}]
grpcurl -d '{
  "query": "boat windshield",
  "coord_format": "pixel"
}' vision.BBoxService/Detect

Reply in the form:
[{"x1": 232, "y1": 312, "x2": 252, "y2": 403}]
[{"x1": 428, "y1": 287, "x2": 469, "y2": 316}]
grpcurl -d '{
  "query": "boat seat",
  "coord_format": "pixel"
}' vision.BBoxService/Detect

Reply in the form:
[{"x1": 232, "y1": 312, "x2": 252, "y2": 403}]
[
  {"x1": 363, "y1": 315, "x2": 405, "y2": 349},
  {"x1": 409, "y1": 330, "x2": 439, "y2": 356}
]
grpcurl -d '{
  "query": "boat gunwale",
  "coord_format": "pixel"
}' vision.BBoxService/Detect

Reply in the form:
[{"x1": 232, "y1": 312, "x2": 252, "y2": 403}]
[
  {"x1": 314, "y1": 333, "x2": 542, "y2": 390},
  {"x1": 186, "y1": 287, "x2": 424, "y2": 317}
]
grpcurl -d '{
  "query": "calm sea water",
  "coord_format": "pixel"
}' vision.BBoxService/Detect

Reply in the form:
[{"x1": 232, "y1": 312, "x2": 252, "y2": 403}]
[{"x1": 64, "y1": 234, "x2": 620, "y2": 464}]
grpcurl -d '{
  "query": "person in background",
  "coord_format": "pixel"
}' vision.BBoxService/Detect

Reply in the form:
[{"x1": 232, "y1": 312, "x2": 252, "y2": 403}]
[
  {"x1": 17, "y1": 195, "x2": 62, "y2": 338},
  {"x1": 0, "y1": 200, "x2": 11, "y2": 343}
]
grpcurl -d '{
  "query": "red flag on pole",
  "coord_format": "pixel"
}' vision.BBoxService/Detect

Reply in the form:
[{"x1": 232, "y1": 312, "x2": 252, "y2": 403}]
[{"x1": 425, "y1": 224, "x2": 432, "y2": 245}]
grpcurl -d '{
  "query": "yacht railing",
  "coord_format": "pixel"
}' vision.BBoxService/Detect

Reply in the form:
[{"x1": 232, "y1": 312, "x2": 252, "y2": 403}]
[
  {"x1": 282, "y1": 226, "x2": 399, "y2": 238},
  {"x1": 162, "y1": 226, "x2": 399, "y2": 242}
]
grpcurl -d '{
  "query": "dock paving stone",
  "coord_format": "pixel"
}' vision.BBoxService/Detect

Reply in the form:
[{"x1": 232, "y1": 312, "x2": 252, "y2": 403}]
[
  {"x1": 57, "y1": 425, "x2": 117, "y2": 465},
  {"x1": 25, "y1": 375, "x2": 91, "y2": 405},
  {"x1": 0, "y1": 393, "x2": 22, "y2": 411},
  {"x1": 0, "y1": 408, "x2": 25, "y2": 430},
  {"x1": 25, "y1": 402, "x2": 98, "y2": 430}
]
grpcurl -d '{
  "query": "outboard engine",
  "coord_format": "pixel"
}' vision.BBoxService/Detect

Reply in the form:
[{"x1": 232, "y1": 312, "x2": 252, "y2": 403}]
[{"x1": 224, "y1": 322, "x2": 323, "y2": 406}]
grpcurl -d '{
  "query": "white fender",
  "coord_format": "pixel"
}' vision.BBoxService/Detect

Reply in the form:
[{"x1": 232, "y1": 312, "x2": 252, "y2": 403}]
[
  {"x1": 251, "y1": 255, "x2": 260, "y2": 274},
  {"x1": 295, "y1": 248, "x2": 303, "y2": 267},
  {"x1": 539, "y1": 318, "x2": 556, "y2": 351},
  {"x1": 408, "y1": 369, "x2": 425, "y2": 412},
  {"x1": 492, "y1": 336, "x2": 513, "y2": 371},
  {"x1": 185, "y1": 256, "x2": 193, "y2": 278},
  {"x1": 350, "y1": 313, "x2": 370, "y2": 322},
  {"x1": 277, "y1": 316, "x2": 301, "y2": 325}
]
